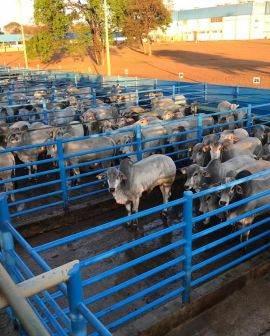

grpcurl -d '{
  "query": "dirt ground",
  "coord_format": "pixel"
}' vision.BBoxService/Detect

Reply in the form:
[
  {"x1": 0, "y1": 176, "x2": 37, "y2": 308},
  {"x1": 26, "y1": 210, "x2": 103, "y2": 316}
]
[
  {"x1": 166, "y1": 272, "x2": 270, "y2": 336},
  {"x1": 1, "y1": 40, "x2": 270, "y2": 88}
]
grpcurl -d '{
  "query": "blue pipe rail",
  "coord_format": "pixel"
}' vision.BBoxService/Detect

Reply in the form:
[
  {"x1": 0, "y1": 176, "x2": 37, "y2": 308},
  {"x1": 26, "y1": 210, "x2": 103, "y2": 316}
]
[
  {"x1": 1, "y1": 154, "x2": 270, "y2": 334},
  {"x1": 0, "y1": 100, "x2": 270, "y2": 220}
]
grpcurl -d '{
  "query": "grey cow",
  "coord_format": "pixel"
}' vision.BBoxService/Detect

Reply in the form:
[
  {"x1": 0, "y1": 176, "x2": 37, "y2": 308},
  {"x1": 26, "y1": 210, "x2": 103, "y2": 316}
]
[
  {"x1": 181, "y1": 155, "x2": 258, "y2": 192},
  {"x1": 210, "y1": 137, "x2": 262, "y2": 162},
  {"x1": 252, "y1": 125, "x2": 270, "y2": 145},
  {"x1": 219, "y1": 169, "x2": 270, "y2": 249},
  {"x1": 0, "y1": 146, "x2": 16, "y2": 203},
  {"x1": 97, "y1": 154, "x2": 176, "y2": 230},
  {"x1": 48, "y1": 134, "x2": 116, "y2": 186}
]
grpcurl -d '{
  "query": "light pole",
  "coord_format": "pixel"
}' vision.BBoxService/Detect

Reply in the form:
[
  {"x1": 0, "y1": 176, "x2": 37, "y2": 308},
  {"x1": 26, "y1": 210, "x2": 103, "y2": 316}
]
[
  {"x1": 17, "y1": 0, "x2": 29, "y2": 68},
  {"x1": 104, "y1": 0, "x2": 111, "y2": 76}
]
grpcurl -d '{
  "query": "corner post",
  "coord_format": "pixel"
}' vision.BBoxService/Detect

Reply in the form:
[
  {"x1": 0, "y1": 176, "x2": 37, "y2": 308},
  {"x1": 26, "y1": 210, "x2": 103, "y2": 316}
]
[
  {"x1": 56, "y1": 139, "x2": 69, "y2": 209},
  {"x1": 136, "y1": 124, "x2": 143, "y2": 161},
  {"x1": 67, "y1": 263, "x2": 87, "y2": 336},
  {"x1": 246, "y1": 104, "x2": 252, "y2": 135},
  {"x1": 182, "y1": 191, "x2": 193, "y2": 304}
]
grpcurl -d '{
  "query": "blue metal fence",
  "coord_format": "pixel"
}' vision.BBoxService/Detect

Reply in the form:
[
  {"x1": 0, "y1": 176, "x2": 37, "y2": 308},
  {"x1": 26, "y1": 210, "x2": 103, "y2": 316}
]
[
  {"x1": 0, "y1": 104, "x2": 270, "y2": 218},
  {"x1": 1, "y1": 162, "x2": 269, "y2": 334},
  {"x1": 1, "y1": 67, "x2": 270, "y2": 334},
  {"x1": 0, "y1": 101, "x2": 270, "y2": 221}
]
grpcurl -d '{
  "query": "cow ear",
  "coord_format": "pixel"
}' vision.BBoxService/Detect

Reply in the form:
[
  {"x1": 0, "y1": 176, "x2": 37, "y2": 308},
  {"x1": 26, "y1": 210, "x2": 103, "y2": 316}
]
[
  {"x1": 202, "y1": 170, "x2": 210, "y2": 177},
  {"x1": 96, "y1": 172, "x2": 107, "y2": 180},
  {"x1": 119, "y1": 171, "x2": 127, "y2": 180},
  {"x1": 235, "y1": 185, "x2": 243, "y2": 194},
  {"x1": 181, "y1": 168, "x2": 187, "y2": 175},
  {"x1": 232, "y1": 135, "x2": 240, "y2": 143},
  {"x1": 21, "y1": 125, "x2": 29, "y2": 132}
]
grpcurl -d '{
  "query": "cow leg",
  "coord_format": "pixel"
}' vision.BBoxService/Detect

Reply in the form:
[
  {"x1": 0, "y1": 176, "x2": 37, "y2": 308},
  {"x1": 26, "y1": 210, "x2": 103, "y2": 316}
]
[
  {"x1": 125, "y1": 202, "x2": 133, "y2": 230},
  {"x1": 72, "y1": 167, "x2": 80, "y2": 186},
  {"x1": 27, "y1": 165, "x2": 31, "y2": 178},
  {"x1": 239, "y1": 216, "x2": 254, "y2": 254},
  {"x1": 131, "y1": 198, "x2": 140, "y2": 231},
  {"x1": 12, "y1": 170, "x2": 18, "y2": 190},
  {"x1": 160, "y1": 184, "x2": 172, "y2": 226},
  {"x1": 5, "y1": 182, "x2": 15, "y2": 203},
  {"x1": 31, "y1": 164, "x2": 38, "y2": 182}
]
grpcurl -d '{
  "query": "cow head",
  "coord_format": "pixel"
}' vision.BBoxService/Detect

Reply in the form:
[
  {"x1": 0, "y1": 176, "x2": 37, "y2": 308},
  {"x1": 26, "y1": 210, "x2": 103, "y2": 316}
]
[
  {"x1": 118, "y1": 135, "x2": 133, "y2": 156},
  {"x1": 218, "y1": 176, "x2": 241, "y2": 206},
  {"x1": 209, "y1": 142, "x2": 223, "y2": 160},
  {"x1": 181, "y1": 164, "x2": 208, "y2": 192},
  {"x1": 46, "y1": 143, "x2": 57, "y2": 159},
  {"x1": 191, "y1": 143, "x2": 210, "y2": 166},
  {"x1": 163, "y1": 111, "x2": 174, "y2": 121},
  {"x1": 98, "y1": 167, "x2": 127, "y2": 193}
]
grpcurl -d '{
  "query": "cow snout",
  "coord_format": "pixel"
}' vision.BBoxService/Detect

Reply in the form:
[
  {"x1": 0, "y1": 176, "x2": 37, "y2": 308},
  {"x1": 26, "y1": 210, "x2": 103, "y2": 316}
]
[
  {"x1": 109, "y1": 187, "x2": 115, "y2": 193},
  {"x1": 219, "y1": 200, "x2": 227, "y2": 206}
]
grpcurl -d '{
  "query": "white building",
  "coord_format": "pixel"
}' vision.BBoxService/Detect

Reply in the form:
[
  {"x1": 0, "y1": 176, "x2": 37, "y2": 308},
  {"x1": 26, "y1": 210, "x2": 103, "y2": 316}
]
[{"x1": 164, "y1": 1, "x2": 270, "y2": 41}]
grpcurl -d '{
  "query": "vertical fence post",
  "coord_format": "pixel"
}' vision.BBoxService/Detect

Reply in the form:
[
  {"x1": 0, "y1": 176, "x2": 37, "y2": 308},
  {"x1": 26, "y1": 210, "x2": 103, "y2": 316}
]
[
  {"x1": 67, "y1": 263, "x2": 87, "y2": 336},
  {"x1": 172, "y1": 85, "x2": 176, "y2": 102},
  {"x1": 0, "y1": 194, "x2": 16, "y2": 274},
  {"x1": 91, "y1": 87, "x2": 97, "y2": 107},
  {"x1": 56, "y1": 139, "x2": 69, "y2": 209},
  {"x1": 0, "y1": 194, "x2": 25, "y2": 336},
  {"x1": 136, "y1": 124, "x2": 143, "y2": 161},
  {"x1": 204, "y1": 83, "x2": 208, "y2": 102},
  {"x1": 182, "y1": 191, "x2": 193, "y2": 304},
  {"x1": 246, "y1": 104, "x2": 252, "y2": 135},
  {"x1": 135, "y1": 89, "x2": 139, "y2": 106},
  {"x1": 197, "y1": 113, "x2": 203, "y2": 143},
  {"x1": 234, "y1": 86, "x2": 239, "y2": 99},
  {"x1": 42, "y1": 99, "x2": 49, "y2": 125}
]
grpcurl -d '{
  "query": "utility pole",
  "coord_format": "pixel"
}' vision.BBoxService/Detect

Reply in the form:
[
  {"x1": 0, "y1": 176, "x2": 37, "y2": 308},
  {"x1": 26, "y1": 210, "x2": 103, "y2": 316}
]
[
  {"x1": 17, "y1": 0, "x2": 29, "y2": 68},
  {"x1": 104, "y1": 0, "x2": 111, "y2": 76}
]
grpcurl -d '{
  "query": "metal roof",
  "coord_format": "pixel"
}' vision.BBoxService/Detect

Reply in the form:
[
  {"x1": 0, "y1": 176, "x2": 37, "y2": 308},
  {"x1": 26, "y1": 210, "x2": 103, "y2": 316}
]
[
  {"x1": 0, "y1": 34, "x2": 31, "y2": 43},
  {"x1": 172, "y1": 3, "x2": 254, "y2": 21}
]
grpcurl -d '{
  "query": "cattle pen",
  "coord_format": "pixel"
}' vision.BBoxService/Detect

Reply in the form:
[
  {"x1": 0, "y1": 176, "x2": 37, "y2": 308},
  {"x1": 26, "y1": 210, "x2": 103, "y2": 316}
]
[{"x1": 0, "y1": 66, "x2": 270, "y2": 336}]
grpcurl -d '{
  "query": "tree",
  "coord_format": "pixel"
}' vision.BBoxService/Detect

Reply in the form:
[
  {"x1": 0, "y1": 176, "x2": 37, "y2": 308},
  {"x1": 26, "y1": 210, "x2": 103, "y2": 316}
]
[
  {"x1": 66, "y1": 0, "x2": 127, "y2": 65},
  {"x1": 123, "y1": 0, "x2": 171, "y2": 56},
  {"x1": 23, "y1": 25, "x2": 42, "y2": 35},
  {"x1": 3, "y1": 22, "x2": 21, "y2": 34},
  {"x1": 26, "y1": 0, "x2": 70, "y2": 62}
]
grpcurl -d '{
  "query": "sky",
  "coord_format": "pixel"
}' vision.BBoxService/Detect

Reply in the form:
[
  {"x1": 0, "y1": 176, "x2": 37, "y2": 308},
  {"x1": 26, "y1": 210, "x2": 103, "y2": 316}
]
[
  {"x1": 0, "y1": 0, "x2": 266, "y2": 30},
  {"x1": 0, "y1": 0, "x2": 34, "y2": 29}
]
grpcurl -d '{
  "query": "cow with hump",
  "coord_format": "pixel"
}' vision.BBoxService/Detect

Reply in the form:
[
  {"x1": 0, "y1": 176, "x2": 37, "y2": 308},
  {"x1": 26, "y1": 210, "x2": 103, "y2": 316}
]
[{"x1": 97, "y1": 154, "x2": 176, "y2": 231}]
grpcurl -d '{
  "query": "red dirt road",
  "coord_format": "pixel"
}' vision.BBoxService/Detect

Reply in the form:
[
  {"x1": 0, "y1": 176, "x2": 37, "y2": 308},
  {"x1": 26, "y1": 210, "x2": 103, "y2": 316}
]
[{"x1": 1, "y1": 40, "x2": 270, "y2": 88}]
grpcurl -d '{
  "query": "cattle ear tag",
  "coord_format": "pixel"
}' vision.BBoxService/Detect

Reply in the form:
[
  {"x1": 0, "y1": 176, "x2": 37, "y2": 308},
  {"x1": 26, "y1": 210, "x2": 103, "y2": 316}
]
[
  {"x1": 181, "y1": 168, "x2": 187, "y2": 175},
  {"x1": 188, "y1": 147, "x2": 192, "y2": 152},
  {"x1": 202, "y1": 146, "x2": 209, "y2": 152}
]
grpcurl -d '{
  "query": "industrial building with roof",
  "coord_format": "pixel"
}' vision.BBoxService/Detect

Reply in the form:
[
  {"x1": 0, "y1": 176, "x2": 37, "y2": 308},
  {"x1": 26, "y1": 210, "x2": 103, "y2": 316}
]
[{"x1": 163, "y1": 1, "x2": 270, "y2": 41}]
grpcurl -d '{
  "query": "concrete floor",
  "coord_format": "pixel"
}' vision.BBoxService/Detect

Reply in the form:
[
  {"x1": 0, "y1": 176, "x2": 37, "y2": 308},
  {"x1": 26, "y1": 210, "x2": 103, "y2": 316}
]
[{"x1": 166, "y1": 272, "x2": 270, "y2": 336}]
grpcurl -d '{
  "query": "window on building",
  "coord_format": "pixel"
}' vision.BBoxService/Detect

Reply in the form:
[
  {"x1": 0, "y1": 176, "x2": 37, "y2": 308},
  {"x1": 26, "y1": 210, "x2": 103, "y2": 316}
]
[{"x1": 211, "y1": 17, "x2": 223, "y2": 23}]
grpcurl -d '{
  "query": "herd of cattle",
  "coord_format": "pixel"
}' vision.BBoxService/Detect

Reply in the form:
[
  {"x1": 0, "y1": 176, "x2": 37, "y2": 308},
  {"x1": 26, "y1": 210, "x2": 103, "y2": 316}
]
[{"x1": 1, "y1": 78, "x2": 270, "y2": 249}]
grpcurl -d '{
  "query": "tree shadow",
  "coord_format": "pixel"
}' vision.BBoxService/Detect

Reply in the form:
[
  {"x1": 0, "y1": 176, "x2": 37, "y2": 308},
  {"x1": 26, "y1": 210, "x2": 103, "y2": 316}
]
[
  {"x1": 128, "y1": 46, "x2": 145, "y2": 55},
  {"x1": 152, "y1": 49, "x2": 270, "y2": 75}
]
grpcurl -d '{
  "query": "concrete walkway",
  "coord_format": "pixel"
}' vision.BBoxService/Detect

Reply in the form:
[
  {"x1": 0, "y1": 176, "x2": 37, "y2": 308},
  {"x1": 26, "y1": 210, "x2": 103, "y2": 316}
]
[{"x1": 166, "y1": 273, "x2": 270, "y2": 336}]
